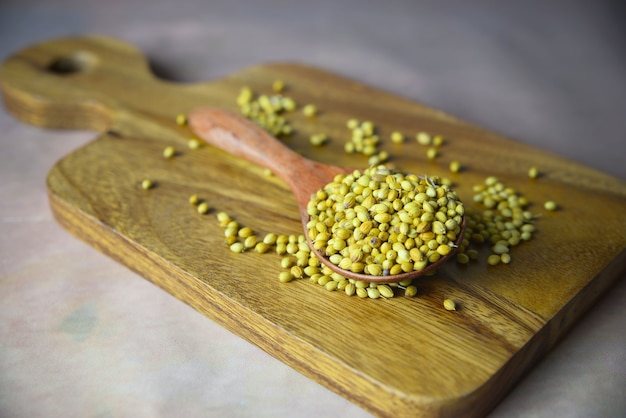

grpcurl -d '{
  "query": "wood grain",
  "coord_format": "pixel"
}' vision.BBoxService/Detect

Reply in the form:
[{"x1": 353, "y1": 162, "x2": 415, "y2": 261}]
[{"x1": 2, "y1": 35, "x2": 625, "y2": 418}]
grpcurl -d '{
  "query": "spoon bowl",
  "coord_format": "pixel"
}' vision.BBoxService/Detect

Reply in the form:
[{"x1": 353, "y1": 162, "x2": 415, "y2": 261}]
[{"x1": 188, "y1": 107, "x2": 465, "y2": 283}]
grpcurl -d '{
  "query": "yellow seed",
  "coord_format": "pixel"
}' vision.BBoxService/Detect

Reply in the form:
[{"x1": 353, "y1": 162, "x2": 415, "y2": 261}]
[
  {"x1": 272, "y1": 80, "x2": 285, "y2": 92},
  {"x1": 378, "y1": 285, "x2": 394, "y2": 298},
  {"x1": 405, "y1": 285, "x2": 418, "y2": 297},
  {"x1": 303, "y1": 104, "x2": 317, "y2": 117},
  {"x1": 487, "y1": 254, "x2": 501, "y2": 265},
  {"x1": 244, "y1": 235, "x2": 257, "y2": 249},
  {"x1": 141, "y1": 179, "x2": 153, "y2": 190},
  {"x1": 367, "y1": 287, "x2": 380, "y2": 299},
  {"x1": 197, "y1": 202, "x2": 210, "y2": 214},
  {"x1": 443, "y1": 298, "x2": 456, "y2": 311},
  {"x1": 427, "y1": 147, "x2": 438, "y2": 160},
  {"x1": 432, "y1": 135, "x2": 444, "y2": 146},
  {"x1": 345, "y1": 282, "x2": 356, "y2": 296},
  {"x1": 500, "y1": 253, "x2": 511, "y2": 264},
  {"x1": 544, "y1": 201, "x2": 558, "y2": 211},
  {"x1": 416, "y1": 132, "x2": 431, "y2": 145},
  {"x1": 217, "y1": 211, "x2": 230, "y2": 223},
  {"x1": 290, "y1": 265, "x2": 304, "y2": 279},
  {"x1": 391, "y1": 131, "x2": 404, "y2": 144},
  {"x1": 276, "y1": 243, "x2": 287, "y2": 255},
  {"x1": 449, "y1": 161, "x2": 461, "y2": 173},
  {"x1": 254, "y1": 242, "x2": 270, "y2": 253},
  {"x1": 263, "y1": 233, "x2": 278, "y2": 245},
  {"x1": 238, "y1": 227, "x2": 253, "y2": 238},
  {"x1": 279, "y1": 271, "x2": 294, "y2": 283},
  {"x1": 320, "y1": 280, "x2": 336, "y2": 292},
  {"x1": 492, "y1": 242, "x2": 509, "y2": 254},
  {"x1": 528, "y1": 166, "x2": 539, "y2": 179},
  {"x1": 230, "y1": 242, "x2": 244, "y2": 253},
  {"x1": 356, "y1": 287, "x2": 368, "y2": 298},
  {"x1": 189, "y1": 194, "x2": 199, "y2": 205},
  {"x1": 163, "y1": 146, "x2": 176, "y2": 159},
  {"x1": 176, "y1": 114, "x2": 188, "y2": 126},
  {"x1": 188, "y1": 138, "x2": 201, "y2": 149},
  {"x1": 436, "y1": 244, "x2": 452, "y2": 256},
  {"x1": 310, "y1": 133, "x2": 328, "y2": 146},
  {"x1": 456, "y1": 253, "x2": 470, "y2": 264}
]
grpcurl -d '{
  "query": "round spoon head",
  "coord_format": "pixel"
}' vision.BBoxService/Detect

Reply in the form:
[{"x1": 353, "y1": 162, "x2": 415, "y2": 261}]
[
  {"x1": 303, "y1": 215, "x2": 466, "y2": 284},
  {"x1": 188, "y1": 107, "x2": 466, "y2": 284}
]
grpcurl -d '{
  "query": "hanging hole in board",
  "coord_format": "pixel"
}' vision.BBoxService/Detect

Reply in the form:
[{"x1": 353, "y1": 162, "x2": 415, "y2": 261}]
[{"x1": 47, "y1": 51, "x2": 98, "y2": 75}]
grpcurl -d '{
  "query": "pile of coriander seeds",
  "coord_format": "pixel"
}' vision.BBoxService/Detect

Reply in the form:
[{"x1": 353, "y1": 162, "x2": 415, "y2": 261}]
[
  {"x1": 306, "y1": 165, "x2": 464, "y2": 277},
  {"x1": 155, "y1": 80, "x2": 560, "y2": 302}
]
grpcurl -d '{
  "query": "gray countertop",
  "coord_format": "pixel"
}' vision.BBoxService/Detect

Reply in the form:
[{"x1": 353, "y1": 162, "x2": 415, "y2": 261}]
[{"x1": 1, "y1": 1, "x2": 625, "y2": 417}]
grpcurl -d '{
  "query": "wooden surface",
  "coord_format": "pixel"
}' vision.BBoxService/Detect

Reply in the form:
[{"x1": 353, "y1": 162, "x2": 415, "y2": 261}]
[{"x1": 2, "y1": 35, "x2": 625, "y2": 418}]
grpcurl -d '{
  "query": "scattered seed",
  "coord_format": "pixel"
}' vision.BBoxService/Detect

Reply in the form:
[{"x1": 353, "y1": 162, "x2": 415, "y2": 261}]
[
  {"x1": 544, "y1": 201, "x2": 558, "y2": 211},
  {"x1": 272, "y1": 80, "x2": 285, "y2": 93},
  {"x1": 443, "y1": 298, "x2": 456, "y2": 311},
  {"x1": 197, "y1": 202, "x2": 210, "y2": 214},
  {"x1": 391, "y1": 131, "x2": 404, "y2": 144},
  {"x1": 303, "y1": 104, "x2": 317, "y2": 117},
  {"x1": 163, "y1": 146, "x2": 176, "y2": 159},
  {"x1": 449, "y1": 161, "x2": 461, "y2": 173},
  {"x1": 230, "y1": 242, "x2": 245, "y2": 253},
  {"x1": 416, "y1": 132, "x2": 431, "y2": 145},
  {"x1": 141, "y1": 179, "x2": 153, "y2": 190},
  {"x1": 188, "y1": 138, "x2": 201, "y2": 149},
  {"x1": 176, "y1": 114, "x2": 187, "y2": 126}
]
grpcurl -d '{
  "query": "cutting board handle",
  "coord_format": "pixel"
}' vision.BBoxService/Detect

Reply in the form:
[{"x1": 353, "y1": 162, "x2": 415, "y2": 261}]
[{"x1": 0, "y1": 35, "x2": 168, "y2": 132}]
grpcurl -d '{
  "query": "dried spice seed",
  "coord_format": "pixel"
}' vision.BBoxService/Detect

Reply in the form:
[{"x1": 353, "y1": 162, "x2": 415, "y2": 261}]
[
  {"x1": 443, "y1": 298, "x2": 456, "y2": 311},
  {"x1": 163, "y1": 146, "x2": 176, "y2": 159},
  {"x1": 197, "y1": 202, "x2": 210, "y2": 214},
  {"x1": 141, "y1": 179, "x2": 153, "y2": 190}
]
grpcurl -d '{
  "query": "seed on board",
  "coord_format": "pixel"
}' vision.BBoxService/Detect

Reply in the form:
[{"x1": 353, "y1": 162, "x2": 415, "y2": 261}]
[
  {"x1": 230, "y1": 242, "x2": 245, "y2": 253},
  {"x1": 141, "y1": 179, "x2": 153, "y2": 190},
  {"x1": 244, "y1": 235, "x2": 257, "y2": 249},
  {"x1": 279, "y1": 271, "x2": 294, "y2": 283},
  {"x1": 163, "y1": 146, "x2": 176, "y2": 159},
  {"x1": 544, "y1": 201, "x2": 558, "y2": 211},
  {"x1": 416, "y1": 132, "x2": 431, "y2": 145},
  {"x1": 426, "y1": 147, "x2": 438, "y2": 160},
  {"x1": 176, "y1": 114, "x2": 187, "y2": 126},
  {"x1": 272, "y1": 79, "x2": 285, "y2": 93},
  {"x1": 188, "y1": 138, "x2": 202, "y2": 149},
  {"x1": 378, "y1": 284, "x2": 394, "y2": 298},
  {"x1": 189, "y1": 194, "x2": 200, "y2": 205},
  {"x1": 487, "y1": 254, "x2": 501, "y2": 265},
  {"x1": 310, "y1": 133, "x2": 328, "y2": 146},
  {"x1": 255, "y1": 242, "x2": 270, "y2": 253},
  {"x1": 528, "y1": 166, "x2": 540, "y2": 179},
  {"x1": 303, "y1": 104, "x2": 317, "y2": 117},
  {"x1": 390, "y1": 131, "x2": 404, "y2": 144},
  {"x1": 443, "y1": 298, "x2": 457, "y2": 311},
  {"x1": 405, "y1": 285, "x2": 418, "y2": 297},
  {"x1": 238, "y1": 227, "x2": 254, "y2": 238},
  {"x1": 197, "y1": 202, "x2": 210, "y2": 214},
  {"x1": 449, "y1": 161, "x2": 461, "y2": 173},
  {"x1": 432, "y1": 135, "x2": 444, "y2": 146}
]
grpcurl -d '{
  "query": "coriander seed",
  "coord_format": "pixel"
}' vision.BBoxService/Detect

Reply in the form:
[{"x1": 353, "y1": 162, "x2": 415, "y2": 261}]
[{"x1": 443, "y1": 298, "x2": 456, "y2": 311}]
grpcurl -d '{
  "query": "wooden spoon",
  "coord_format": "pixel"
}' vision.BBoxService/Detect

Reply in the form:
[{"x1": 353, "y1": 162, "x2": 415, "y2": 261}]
[{"x1": 188, "y1": 107, "x2": 465, "y2": 283}]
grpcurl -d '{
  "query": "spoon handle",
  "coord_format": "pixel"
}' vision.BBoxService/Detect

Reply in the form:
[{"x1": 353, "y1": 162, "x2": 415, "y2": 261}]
[{"x1": 188, "y1": 107, "x2": 346, "y2": 207}]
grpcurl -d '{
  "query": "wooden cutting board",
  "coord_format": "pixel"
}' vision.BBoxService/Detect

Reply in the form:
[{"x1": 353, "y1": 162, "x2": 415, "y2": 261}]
[{"x1": 2, "y1": 36, "x2": 625, "y2": 418}]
